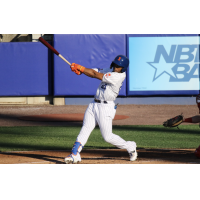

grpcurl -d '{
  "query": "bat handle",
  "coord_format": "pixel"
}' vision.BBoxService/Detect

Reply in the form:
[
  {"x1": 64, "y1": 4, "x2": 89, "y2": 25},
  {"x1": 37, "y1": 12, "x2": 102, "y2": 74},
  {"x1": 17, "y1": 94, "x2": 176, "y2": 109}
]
[{"x1": 59, "y1": 54, "x2": 71, "y2": 66}]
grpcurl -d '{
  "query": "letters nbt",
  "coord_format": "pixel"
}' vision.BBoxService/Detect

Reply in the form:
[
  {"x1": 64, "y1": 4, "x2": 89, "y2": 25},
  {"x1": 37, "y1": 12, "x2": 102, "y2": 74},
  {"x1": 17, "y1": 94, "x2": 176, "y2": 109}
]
[{"x1": 148, "y1": 45, "x2": 199, "y2": 82}]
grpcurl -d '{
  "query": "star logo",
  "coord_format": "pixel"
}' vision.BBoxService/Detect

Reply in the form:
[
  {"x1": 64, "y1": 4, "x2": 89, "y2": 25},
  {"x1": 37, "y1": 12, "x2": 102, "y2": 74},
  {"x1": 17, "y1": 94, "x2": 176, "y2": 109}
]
[{"x1": 147, "y1": 55, "x2": 177, "y2": 81}]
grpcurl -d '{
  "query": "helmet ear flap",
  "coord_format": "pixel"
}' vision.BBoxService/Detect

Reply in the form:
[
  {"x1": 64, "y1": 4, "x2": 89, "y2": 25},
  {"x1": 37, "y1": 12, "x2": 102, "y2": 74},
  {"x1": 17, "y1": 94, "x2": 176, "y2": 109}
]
[
  {"x1": 121, "y1": 67, "x2": 126, "y2": 73},
  {"x1": 110, "y1": 62, "x2": 114, "y2": 69}
]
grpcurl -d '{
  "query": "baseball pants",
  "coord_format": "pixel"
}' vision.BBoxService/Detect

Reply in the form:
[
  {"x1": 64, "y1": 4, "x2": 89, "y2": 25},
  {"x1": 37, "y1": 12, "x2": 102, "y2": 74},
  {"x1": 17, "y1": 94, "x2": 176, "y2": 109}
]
[{"x1": 76, "y1": 100, "x2": 136, "y2": 153}]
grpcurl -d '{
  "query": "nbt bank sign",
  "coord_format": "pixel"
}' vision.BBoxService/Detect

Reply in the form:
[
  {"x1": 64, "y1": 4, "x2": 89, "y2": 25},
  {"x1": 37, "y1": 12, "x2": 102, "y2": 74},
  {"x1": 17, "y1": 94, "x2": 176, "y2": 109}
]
[
  {"x1": 148, "y1": 44, "x2": 199, "y2": 82},
  {"x1": 128, "y1": 35, "x2": 200, "y2": 95}
]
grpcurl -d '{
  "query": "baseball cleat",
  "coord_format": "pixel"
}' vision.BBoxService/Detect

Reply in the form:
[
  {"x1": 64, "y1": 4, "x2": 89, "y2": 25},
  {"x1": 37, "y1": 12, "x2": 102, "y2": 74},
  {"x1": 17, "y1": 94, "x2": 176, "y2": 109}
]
[
  {"x1": 64, "y1": 153, "x2": 81, "y2": 164},
  {"x1": 129, "y1": 150, "x2": 138, "y2": 161}
]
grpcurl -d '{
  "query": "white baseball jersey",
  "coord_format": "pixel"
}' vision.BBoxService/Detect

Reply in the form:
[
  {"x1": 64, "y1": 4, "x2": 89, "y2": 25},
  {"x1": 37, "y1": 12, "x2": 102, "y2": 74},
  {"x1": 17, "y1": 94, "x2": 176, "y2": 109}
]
[{"x1": 93, "y1": 68, "x2": 126, "y2": 101}]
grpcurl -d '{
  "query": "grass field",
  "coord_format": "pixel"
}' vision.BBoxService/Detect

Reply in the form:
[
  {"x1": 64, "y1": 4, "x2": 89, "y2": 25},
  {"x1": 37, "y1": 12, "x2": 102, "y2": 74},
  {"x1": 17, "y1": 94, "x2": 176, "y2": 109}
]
[{"x1": 0, "y1": 125, "x2": 199, "y2": 152}]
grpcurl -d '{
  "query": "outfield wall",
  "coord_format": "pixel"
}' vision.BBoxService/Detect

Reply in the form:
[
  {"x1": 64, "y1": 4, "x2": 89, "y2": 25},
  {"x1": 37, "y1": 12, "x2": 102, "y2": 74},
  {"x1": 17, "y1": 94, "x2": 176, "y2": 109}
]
[
  {"x1": 53, "y1": 34, "x2": 127, "y2": 96},
  {"x1": 0, "y1": 42, "x2": 53, "y2": 96},
  {"x1": 0, "y1": 34, "x2": 199, "y2": 105}
]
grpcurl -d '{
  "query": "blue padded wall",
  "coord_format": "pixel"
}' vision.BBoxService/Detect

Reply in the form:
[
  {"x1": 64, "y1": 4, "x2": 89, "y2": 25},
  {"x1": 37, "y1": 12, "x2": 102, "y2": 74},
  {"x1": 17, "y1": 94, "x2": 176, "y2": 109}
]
[
  {"x1": 53, "y1": 34, "x2": 126, "y2": 96},
  {"x1": 0, "y1": 42, "x2": 52, "y2": 96}
]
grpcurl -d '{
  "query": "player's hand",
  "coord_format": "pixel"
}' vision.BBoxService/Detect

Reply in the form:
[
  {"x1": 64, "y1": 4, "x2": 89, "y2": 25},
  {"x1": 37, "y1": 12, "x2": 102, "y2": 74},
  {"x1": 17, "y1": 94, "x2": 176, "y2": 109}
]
[
  {"x1": 71, "y1": 63, "x2": 85, "y2": 72},
  {"x1": 70, "y1": 63, "x2": 82, "y2": 75},
  {"x1": 70, "y1": 63, "x2": 77, "y2": 72}
]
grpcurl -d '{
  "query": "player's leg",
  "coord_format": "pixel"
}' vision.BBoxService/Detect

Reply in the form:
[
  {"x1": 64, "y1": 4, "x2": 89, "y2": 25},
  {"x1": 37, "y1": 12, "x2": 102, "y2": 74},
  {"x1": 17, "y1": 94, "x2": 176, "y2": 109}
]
[
  {"x1": 96, "y1": 103, "x2": 137, "y2": 161},
  {"x1": 76, "y1": 104, "x2": 97, "y2": 146},
  {"x1": 64, "y1": 103, "x2": 97, "y2": 164}
]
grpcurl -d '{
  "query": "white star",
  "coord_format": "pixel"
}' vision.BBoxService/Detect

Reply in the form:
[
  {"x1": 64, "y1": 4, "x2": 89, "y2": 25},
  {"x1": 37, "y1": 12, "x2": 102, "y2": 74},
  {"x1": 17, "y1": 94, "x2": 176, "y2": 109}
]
[{"x1": 148, "y1": 55, "x2": 177, "y2": 81}]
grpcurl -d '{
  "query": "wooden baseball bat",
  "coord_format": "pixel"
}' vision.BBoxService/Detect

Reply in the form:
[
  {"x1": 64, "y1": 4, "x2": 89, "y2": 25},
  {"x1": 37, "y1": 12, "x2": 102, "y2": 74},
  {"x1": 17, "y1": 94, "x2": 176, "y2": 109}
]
[{"x1": 39, "y1": 37, "x2": 71, "y2": 66}]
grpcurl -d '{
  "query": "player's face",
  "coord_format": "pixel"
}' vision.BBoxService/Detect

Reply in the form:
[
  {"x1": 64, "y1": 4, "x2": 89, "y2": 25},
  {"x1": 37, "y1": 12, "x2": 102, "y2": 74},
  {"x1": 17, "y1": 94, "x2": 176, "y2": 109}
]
[{"x1": 113, "y1": 66, "x2": 123, "y2": 73}]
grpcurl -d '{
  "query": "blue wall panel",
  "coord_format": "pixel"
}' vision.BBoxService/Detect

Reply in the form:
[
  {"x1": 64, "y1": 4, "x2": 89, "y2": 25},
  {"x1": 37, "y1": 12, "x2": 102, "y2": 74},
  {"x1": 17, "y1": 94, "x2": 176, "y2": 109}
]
[
  {"x1": 0, "y1": 42, "x2": 52, "y2": 96},
  {"x1": 54, "y1": 34, "x2": 126, "y2": 96}
]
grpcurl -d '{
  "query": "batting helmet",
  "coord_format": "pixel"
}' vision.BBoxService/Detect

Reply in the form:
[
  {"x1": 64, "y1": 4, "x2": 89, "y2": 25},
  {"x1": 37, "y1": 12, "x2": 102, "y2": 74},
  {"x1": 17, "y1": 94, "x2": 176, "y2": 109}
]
[{"x1": 111, "y1": 55, "x2": 129, "y2": 72}]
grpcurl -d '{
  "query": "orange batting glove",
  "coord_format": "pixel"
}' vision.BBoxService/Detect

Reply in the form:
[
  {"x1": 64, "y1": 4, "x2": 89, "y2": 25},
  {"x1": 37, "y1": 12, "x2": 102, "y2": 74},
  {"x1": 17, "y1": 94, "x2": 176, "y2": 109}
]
[
  {"x1": 70, "y1": 63, "x2": 82, "y2": 75},
  {"x1": 76, "y1": 64, "x2": 85, "y2": 73},
  {"x1": 71, "y1": 63, "x2": 85, "y2": 72}
]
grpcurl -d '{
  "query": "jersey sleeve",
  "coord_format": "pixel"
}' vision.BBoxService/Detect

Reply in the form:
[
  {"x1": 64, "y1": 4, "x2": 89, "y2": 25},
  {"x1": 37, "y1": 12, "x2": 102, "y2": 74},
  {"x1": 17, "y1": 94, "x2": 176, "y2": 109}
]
[
  {"x1": 92, "y1": 68, "x2": 99, "y2": 72},
  {"x1": 102, "y1": 72, "x2": 124, "y2": 85},
  {"x1": 92, "y1": 68, "x2": 112, "y2": 74}
]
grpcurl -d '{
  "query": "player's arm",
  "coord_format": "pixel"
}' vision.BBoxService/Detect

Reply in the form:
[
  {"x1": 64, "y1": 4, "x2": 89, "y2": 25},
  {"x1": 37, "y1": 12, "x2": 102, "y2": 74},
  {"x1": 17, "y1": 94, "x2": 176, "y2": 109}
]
[
  {"x1": 71, "y1": 63, "x2": 104, "y2": 80},
  {"x1": 82, "y1": 68, "x2": 104, "y2": 80}
]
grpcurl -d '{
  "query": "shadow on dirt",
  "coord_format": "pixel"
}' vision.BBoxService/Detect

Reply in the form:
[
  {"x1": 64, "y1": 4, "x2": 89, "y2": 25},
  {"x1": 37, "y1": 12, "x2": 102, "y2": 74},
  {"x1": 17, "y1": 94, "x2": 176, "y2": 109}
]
[
  {"x1": 83, "y1": 148, "x2": 200, "y2": 163},
  {"x1": 1, "y1": 148, "x2": 199, "y2": 164},
  {"x1": 0, "y1": 152, "x2": 65, "y2": 164},
  {"x1": 0, "y1": 113, "x2": 83, "y2": 127}
]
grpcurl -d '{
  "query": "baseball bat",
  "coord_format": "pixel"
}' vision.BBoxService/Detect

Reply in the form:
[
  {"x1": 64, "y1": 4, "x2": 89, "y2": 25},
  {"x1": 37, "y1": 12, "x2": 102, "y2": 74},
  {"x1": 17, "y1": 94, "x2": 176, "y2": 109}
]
[{"x1": 39, "y1": 37, "x2": 71, "y2": 66}]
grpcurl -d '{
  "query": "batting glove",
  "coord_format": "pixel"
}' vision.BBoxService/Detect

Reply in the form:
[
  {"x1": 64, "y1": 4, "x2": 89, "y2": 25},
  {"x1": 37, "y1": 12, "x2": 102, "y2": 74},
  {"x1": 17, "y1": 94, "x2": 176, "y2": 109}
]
[{"x1": 71, "y1": 63, "x2": 82, "y2": 75}]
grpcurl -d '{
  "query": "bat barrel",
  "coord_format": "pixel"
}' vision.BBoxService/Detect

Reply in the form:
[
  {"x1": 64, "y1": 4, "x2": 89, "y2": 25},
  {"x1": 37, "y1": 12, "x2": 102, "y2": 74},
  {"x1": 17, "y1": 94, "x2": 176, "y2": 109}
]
[
  {"x1": 39, "y1": 37, "x2": 59, "y2": 55},
  {"x1": 39, "y1": 37, "x2": 71, "y2": 66}
]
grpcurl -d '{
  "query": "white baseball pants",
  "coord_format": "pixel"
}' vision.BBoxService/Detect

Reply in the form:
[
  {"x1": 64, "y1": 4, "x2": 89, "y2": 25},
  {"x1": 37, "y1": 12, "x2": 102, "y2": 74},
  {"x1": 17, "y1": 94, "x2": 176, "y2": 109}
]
[{"x1": 76, "y1": 100, "x2": 136, "y2": 153}]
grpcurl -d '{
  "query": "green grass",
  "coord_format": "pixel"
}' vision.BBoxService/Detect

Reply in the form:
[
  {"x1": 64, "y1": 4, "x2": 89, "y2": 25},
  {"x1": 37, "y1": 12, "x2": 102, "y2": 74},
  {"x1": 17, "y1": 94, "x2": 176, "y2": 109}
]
[{"x1": 0, "y1": 125, "x2": 199, "y2": 152}]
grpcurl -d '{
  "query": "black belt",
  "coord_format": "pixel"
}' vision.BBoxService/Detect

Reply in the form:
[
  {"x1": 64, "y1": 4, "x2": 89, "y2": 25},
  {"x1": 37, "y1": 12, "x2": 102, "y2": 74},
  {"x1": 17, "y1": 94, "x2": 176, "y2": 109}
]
[{"x1": 94, "y1": 99, "x2": 107, "y2": 104}]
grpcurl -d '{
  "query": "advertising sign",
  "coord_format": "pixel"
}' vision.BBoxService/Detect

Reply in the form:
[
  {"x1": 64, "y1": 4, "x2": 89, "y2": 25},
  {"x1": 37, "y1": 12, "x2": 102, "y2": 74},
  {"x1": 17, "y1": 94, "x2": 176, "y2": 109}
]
[{"x1": 127, "y1": 34, "x2": 200, "y2": 95}]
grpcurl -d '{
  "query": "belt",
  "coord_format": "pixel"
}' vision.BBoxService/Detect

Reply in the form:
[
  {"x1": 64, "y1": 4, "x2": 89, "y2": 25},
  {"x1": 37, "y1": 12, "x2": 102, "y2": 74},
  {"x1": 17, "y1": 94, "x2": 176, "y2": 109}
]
[{"x1": 94, "y1": 99, "x2": 107, "y2": 104}]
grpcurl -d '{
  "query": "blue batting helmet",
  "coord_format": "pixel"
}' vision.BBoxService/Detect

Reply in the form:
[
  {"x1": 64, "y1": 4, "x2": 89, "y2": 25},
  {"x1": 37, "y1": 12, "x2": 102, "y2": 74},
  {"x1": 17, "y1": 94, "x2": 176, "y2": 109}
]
[{"x1": 111, "y1": 55, "x2": 129, "y2": 72}]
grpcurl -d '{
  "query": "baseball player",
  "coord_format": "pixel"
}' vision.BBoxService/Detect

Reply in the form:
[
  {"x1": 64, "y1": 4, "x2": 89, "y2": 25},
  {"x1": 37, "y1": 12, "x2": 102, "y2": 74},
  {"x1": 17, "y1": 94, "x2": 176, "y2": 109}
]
[
  {"x1": 183, "y1": 94, "x2": 200, "y2": 123},
  {"x1": 64, "y1": 55, "x2": 137, "y2": 164},
  {"x1": 163, "y1": 94, "x2": 200, "y2": 158},
  {"x1": 165, "y1": 115, "x2": 200, "y2": 158}
]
